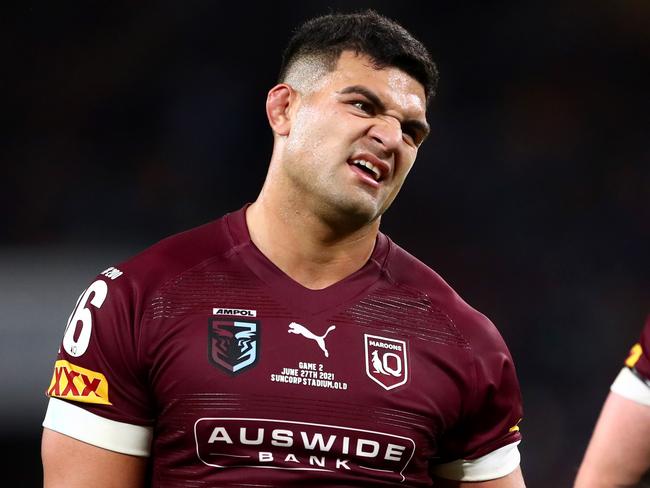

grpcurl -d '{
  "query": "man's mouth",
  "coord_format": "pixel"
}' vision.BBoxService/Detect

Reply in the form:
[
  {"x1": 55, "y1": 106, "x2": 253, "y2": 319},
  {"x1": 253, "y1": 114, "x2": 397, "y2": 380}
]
[{"x1": 350, "y1": 159, "x2": 382, "y2": 181}]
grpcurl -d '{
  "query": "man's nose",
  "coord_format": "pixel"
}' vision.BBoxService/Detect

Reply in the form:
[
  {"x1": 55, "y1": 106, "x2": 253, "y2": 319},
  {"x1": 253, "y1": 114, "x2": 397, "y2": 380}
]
[{"x1": 367, "y1": 117, "x2": 402, "y2": 152}]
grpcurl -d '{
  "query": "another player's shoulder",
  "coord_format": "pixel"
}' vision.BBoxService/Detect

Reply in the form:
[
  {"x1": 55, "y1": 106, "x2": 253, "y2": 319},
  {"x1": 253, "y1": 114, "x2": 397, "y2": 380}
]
[{"x1": 383, "y1": 236, "x2": 506, "y2": 351}]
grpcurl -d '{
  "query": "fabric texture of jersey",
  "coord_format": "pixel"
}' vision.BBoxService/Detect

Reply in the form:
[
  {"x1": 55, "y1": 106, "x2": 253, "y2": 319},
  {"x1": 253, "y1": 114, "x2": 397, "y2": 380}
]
[
  {"x1": 44, "y1": 206, "x2": 523, "y2": 487},
  {"x1": 611, "y1": 315, "x2": 650, "y2": 406}
]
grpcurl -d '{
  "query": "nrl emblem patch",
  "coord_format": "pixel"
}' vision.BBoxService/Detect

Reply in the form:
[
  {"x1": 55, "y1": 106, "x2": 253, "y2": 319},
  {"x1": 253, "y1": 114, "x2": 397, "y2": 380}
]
[
  {"x1": 364, "y1": 334, "x2": 408, "y2": 390},
  {"x1": 208, "y1": 318, "x2": 260, "y2": 375}
]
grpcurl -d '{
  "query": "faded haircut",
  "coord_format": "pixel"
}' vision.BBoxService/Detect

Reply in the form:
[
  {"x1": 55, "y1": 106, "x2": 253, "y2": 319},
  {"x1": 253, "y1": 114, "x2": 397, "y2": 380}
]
[{"x1": 278, "y1": 10, "x2": 439, "y2": 103}]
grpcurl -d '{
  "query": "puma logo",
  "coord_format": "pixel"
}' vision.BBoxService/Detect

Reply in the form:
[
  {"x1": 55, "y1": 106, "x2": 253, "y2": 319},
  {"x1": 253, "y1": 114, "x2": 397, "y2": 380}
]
[{"x1": 288, "y1": 322, "x2": 336, "y2": 357}]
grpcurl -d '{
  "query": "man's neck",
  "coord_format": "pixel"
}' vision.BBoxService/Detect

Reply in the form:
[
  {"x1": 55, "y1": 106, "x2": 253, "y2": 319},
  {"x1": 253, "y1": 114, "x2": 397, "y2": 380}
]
[{"x1": 245, "y1": 200, "x2": 379, "y2": 290}]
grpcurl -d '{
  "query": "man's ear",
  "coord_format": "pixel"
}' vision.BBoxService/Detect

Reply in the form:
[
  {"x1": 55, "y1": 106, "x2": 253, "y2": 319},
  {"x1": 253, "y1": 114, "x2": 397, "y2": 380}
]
[{"x1": 266, "y1": 84, "x2": 299, "y2": 136}]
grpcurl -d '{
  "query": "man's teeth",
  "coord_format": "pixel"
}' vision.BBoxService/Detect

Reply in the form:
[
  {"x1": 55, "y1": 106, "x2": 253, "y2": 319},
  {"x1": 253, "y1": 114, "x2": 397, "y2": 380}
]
[{"x1": 353, "y1": 160, "x2": 381, "y2": 181}]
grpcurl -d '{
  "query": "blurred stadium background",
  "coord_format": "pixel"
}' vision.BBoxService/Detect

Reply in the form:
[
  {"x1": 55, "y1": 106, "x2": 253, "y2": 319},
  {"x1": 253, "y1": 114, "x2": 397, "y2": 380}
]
[{"x1": 2, "y1": 2, "x2": 649, "y2": 486}]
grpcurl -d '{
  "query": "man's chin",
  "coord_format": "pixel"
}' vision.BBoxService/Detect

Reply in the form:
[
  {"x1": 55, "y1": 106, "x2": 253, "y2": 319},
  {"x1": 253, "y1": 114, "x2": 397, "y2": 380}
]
[{"x1": 321, "y1": 196, "x2": 383, "y2": 229}]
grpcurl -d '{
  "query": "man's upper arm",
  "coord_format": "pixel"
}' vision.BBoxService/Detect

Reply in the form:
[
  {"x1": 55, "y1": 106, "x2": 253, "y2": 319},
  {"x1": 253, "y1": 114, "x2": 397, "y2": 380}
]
[
  {"x1": 574, "y1": 392, "x2": 650, "y2": 488},
  {"x1": 575, "y1": 315, "x2": 650, "y2": 488},
  {"x1": 42, "y1": 428, "x2": 147, "y2": 488},
  {"x1": 435, "y1": 466, "x2": 525, "y2": 488},
  {"x1": 42, "y1": 267, "x2": 155, "y2": 483}
]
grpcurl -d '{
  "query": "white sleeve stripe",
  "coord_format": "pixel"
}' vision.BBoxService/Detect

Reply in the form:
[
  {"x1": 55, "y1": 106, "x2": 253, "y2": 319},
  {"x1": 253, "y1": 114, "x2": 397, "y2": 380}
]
[
  {"x1": 43, "y1": 398, "x2": 153, "y2": 457},
  {"x1": 431, "y1": 441, "x2": 521, "y2": 481},
  {"x1": 611, "y1": 367, "x2": 650, "y2": 406}
]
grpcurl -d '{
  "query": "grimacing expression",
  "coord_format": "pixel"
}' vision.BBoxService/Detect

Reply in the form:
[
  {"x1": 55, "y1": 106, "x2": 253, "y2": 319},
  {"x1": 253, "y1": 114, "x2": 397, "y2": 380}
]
[{"x1": 282, "y1": 51, "x2": 429, "y2": 224}]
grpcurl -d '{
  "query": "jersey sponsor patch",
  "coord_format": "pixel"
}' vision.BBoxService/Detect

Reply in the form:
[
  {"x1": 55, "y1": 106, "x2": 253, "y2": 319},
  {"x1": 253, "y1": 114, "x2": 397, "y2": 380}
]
[
  {"x1": 213, "y1": 307, "x2": 257, "y2": 317},
  {"x1": 208, "y1": 318, "x2": 259, "y2": 375},
  {"x1": 364, "y1": 334, "x2": 409, "y2": 391},
  {"x1": 46, "y1": 360, "x2": 112, "y2": 405},
  {"x1": 194, "y1": 417, "x2": 415, "y2": 482},
  {"x1": 625, "y1": 343, "x2": 643, "y2": 368}
]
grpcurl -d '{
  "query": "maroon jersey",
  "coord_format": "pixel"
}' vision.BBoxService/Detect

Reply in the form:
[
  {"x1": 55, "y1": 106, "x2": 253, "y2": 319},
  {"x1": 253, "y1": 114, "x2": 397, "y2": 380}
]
[{"x1": 44, "y1": 207, "x2": 523, "y2": 487}]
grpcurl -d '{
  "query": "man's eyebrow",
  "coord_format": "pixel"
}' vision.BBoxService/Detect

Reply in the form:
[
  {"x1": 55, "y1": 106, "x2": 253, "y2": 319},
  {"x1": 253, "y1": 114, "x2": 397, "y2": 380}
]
[
  {"x1": 337, "y1": 85, "x2": 430, "y2": 141},
  {"x1": 338, "y1": 85, "x2": 387, "y2": 112}
]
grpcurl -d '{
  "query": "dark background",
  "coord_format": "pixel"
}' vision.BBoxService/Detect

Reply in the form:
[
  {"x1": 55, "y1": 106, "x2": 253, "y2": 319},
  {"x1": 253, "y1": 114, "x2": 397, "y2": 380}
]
[{"x1": 2, "y1": 2, "x2": 649, "y2": 486}]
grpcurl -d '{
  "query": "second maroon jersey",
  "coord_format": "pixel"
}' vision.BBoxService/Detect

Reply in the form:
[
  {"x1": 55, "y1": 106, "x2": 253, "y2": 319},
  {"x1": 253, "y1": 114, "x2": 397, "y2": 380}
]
[{"x1": 44, "y1": 206, "x2": 523, "y2": 487}]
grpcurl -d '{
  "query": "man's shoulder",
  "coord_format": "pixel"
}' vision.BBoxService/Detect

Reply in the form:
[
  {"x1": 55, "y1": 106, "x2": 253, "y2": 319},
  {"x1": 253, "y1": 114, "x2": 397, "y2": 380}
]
[
  {"x1": 383, "y1": 237, "x2": 506, "y2": 352},
  {"x1": 383, "y1": 238, "x2": 448, "y2": 290},
  {"x1": 383, "y1": 237, "x2": 464, "y2": 311}
]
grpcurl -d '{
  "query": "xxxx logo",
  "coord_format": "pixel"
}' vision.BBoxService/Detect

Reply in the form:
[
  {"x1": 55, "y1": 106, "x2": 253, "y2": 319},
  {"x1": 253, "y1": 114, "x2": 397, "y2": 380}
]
[{"x1": 47, "y1": 360, "x2": 111, "y2": 405}]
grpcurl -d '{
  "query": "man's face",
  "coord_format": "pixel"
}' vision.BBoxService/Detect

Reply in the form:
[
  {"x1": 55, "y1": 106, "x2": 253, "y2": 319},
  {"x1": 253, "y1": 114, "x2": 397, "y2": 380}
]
[{"x1": 281, "y1": 51, "x2": 429, "y2": 226}]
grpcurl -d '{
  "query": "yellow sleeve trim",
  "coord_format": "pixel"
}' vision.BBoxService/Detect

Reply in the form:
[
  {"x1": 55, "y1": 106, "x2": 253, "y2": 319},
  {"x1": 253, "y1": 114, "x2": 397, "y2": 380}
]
[
  {"x1": 625, "y1": 343, "x2": 643, "y2": 368},
  {"x1": 508, "y1": 418, "x2": 522, "y2": 433}
]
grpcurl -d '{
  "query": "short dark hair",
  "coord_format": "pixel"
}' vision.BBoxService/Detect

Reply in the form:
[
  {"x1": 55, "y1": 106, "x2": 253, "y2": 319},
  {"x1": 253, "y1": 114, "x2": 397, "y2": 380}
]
[{"x1": 279, "y1": 10, "x2": 439, "y2": 103}]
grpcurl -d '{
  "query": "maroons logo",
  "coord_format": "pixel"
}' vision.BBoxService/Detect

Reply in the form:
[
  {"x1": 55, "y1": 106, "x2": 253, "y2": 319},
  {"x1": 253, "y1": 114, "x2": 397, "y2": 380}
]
[
  {"x1": 208, "y1": 319, "x2": 259, "y2": 375},
  {"x1": 364, "y1": 334, "x2": 408, "y2": 390}
]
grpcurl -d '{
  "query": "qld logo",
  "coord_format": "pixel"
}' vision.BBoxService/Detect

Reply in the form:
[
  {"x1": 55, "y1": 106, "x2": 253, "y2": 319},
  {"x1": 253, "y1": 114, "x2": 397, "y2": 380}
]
[
  {"x1": 208, "y1": 319, "x2": 260, "y2": 375},
  {"x1": 364, "y1": 334, "x2": 408, "y2": 390}
]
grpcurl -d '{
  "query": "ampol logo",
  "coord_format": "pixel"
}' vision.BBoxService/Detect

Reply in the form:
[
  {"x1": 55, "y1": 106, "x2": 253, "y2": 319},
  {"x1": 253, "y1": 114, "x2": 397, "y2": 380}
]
[{"x1": 364, "y1": 334, "x2": 408, "y2": 391}]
